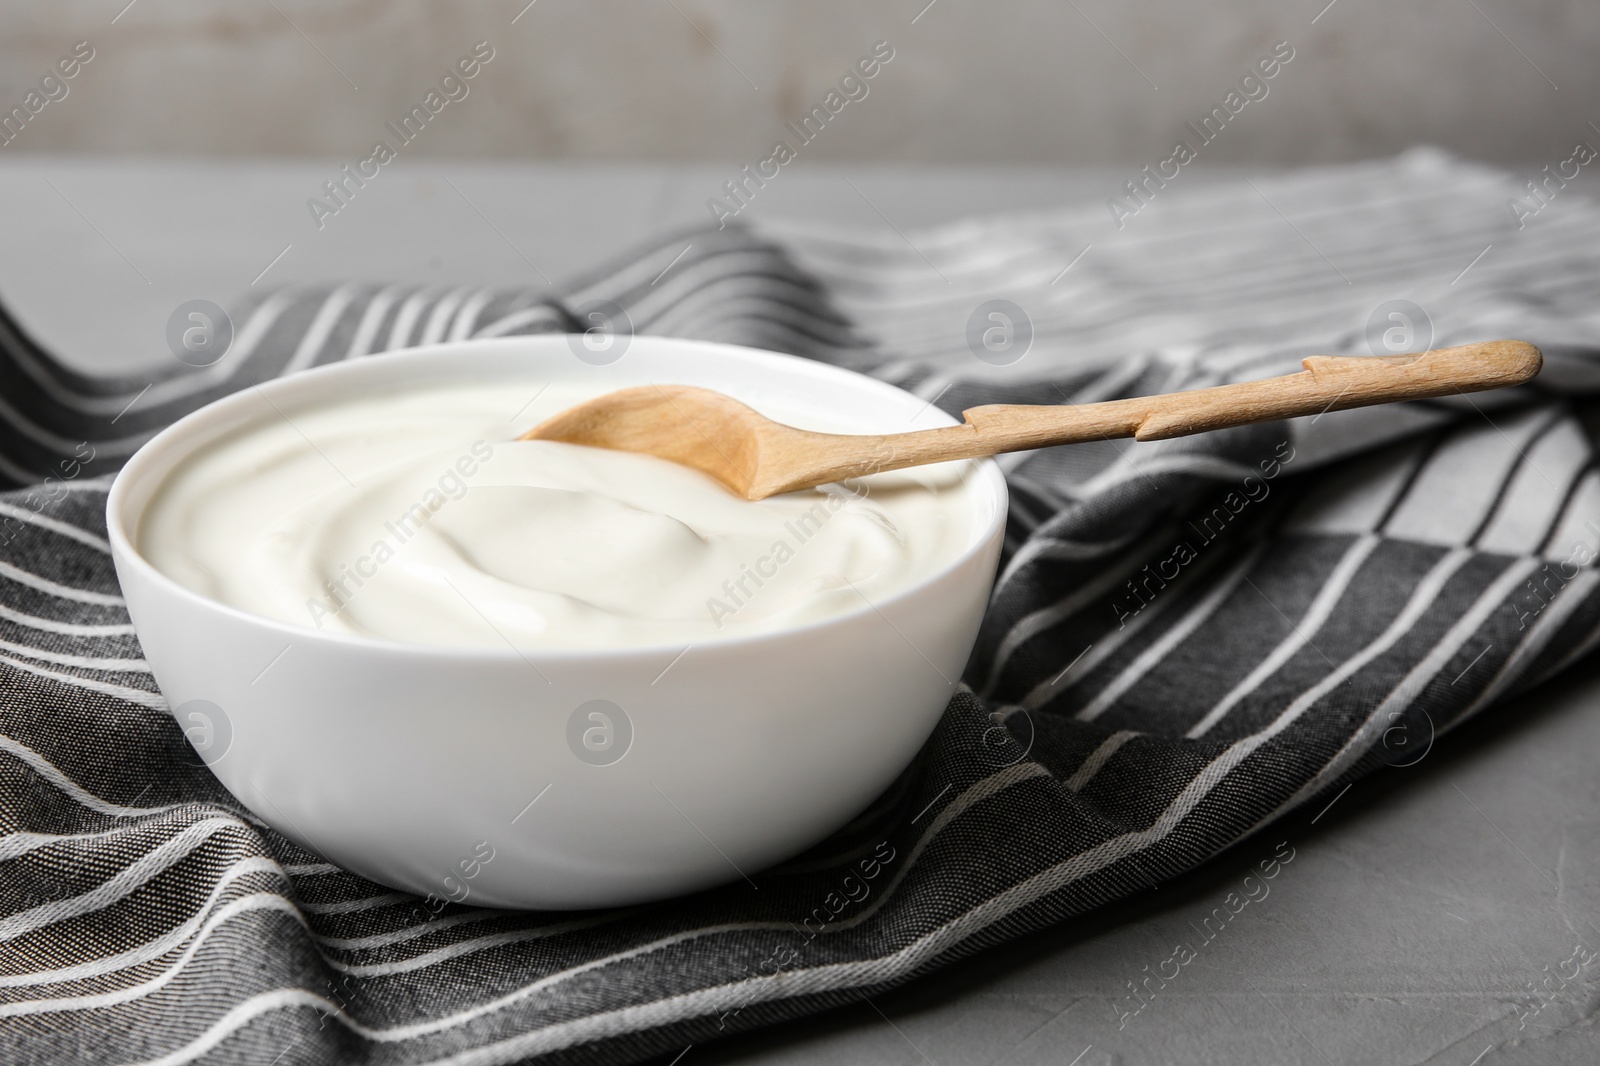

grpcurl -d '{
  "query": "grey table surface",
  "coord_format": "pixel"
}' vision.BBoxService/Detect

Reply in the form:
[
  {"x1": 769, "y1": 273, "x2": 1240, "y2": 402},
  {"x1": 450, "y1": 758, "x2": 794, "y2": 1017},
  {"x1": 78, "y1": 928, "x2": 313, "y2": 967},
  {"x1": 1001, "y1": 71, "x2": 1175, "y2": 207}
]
[{"x1": 3, "y1": 156, "x2": 1597, "y2": 1066}]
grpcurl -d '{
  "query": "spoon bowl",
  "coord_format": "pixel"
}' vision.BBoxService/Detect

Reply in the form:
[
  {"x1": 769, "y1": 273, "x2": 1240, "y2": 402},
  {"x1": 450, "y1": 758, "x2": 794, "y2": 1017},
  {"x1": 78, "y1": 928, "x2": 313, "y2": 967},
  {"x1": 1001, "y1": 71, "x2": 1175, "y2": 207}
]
[{"x1": 524, "y1": 340, "x2": 1544, "y2": 499}]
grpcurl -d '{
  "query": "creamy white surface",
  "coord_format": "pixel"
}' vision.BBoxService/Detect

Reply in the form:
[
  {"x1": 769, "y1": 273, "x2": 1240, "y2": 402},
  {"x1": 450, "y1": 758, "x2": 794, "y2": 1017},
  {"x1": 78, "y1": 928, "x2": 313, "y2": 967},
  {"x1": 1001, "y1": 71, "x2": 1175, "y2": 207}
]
[{"x1": 138, "y1": 380, "x2": 980, "y2": 649}]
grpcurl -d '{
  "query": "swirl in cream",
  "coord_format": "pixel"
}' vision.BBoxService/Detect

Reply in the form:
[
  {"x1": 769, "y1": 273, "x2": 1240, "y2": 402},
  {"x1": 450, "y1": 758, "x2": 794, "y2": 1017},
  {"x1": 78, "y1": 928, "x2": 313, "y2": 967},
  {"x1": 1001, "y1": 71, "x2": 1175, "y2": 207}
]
[{"x1": 138, "y1": 380, "x2": 980, "y2": 650}]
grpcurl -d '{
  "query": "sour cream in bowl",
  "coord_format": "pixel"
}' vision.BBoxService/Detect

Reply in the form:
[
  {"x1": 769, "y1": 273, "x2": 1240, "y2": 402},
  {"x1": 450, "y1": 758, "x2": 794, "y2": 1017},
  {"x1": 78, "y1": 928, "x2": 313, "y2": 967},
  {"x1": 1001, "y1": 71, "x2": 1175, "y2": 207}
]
[{"x1": 108, "y1": 336, "x2": 1006, "y2": 908}]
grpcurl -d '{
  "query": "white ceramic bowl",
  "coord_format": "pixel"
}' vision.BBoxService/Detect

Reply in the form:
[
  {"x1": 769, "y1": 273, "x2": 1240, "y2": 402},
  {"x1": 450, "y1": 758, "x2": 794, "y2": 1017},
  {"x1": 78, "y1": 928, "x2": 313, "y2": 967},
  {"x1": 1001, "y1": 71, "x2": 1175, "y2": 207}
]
[{"x1": 107, "y1": 336, "x2": 1006, "y2": 909}]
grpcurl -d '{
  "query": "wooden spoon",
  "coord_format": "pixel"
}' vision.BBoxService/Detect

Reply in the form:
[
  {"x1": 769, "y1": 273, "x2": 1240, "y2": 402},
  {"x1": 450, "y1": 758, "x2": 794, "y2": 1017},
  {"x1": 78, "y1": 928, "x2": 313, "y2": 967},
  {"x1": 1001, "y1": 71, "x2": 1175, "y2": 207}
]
[{"x1": 521, "y1": 340, "x2": 1542, "y2": 500}]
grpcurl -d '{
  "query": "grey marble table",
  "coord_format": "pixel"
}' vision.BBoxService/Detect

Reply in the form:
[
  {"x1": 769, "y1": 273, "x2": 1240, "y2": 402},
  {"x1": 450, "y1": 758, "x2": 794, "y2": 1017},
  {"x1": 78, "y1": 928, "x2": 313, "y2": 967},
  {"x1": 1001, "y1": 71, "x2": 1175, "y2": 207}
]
[{"x1": 3, "y1": 157, "x2": 1596, "y2": 1066}]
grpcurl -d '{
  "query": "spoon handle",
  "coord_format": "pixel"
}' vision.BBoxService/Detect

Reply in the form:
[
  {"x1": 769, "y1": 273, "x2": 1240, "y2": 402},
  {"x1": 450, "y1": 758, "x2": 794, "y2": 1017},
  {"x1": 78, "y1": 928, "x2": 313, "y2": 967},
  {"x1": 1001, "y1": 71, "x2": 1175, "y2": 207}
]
[{"x1": 952, "y1": 340, "x2": 1541, "y2": 454}]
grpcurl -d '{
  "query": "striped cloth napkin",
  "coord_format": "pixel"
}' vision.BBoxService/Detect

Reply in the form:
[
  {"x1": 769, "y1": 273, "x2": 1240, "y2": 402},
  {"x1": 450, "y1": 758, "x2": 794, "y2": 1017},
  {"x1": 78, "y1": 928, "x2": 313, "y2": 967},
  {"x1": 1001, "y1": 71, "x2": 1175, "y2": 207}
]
[{"x1": 5, "y1": 148, "x2": 1600, "y2": 1065}]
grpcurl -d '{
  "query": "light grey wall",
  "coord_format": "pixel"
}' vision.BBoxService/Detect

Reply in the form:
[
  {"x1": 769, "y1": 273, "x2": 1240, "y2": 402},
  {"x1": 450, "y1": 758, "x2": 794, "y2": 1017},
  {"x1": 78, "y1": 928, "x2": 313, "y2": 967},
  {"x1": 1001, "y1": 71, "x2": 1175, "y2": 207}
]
[{"x1": 0, "y1": 0, "x2": 1594, "y2": 165}]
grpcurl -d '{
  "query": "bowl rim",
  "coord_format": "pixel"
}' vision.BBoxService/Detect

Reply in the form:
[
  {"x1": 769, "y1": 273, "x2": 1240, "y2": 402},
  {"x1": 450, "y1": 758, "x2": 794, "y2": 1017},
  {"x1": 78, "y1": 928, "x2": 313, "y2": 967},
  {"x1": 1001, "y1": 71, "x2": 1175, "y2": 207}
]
[{"x1": 106, "y1": 334, "x2": 1009, "y2": 663}]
